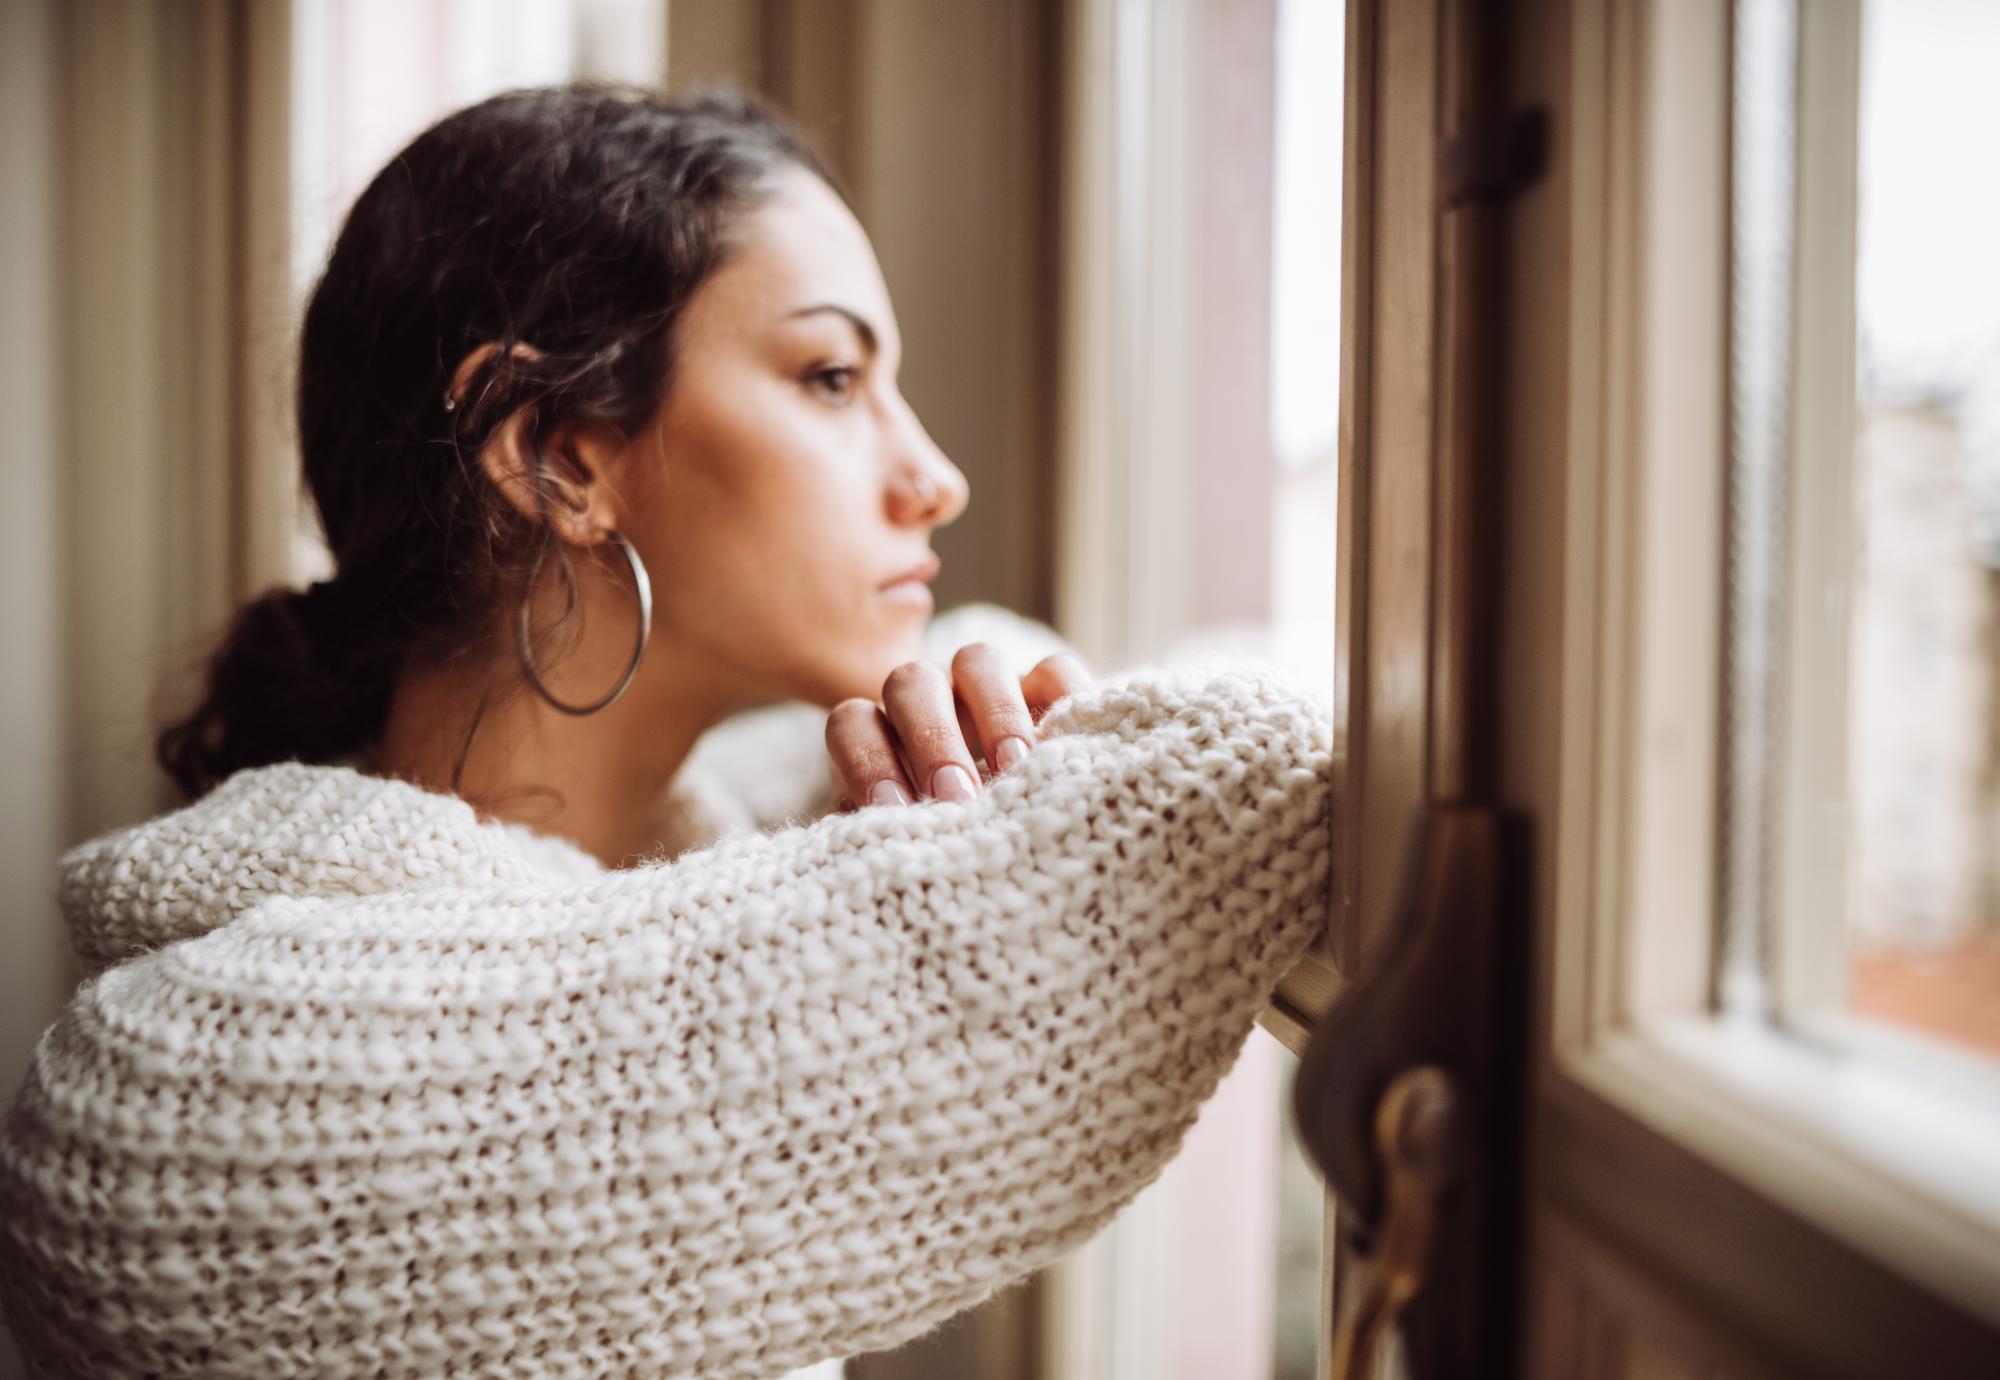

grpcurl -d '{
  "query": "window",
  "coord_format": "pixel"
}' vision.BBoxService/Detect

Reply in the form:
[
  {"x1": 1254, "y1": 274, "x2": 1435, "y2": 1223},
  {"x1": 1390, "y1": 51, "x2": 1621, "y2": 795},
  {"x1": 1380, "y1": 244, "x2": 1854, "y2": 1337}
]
[
  {"x1": 1825, "y1": 0, "x2": 2000, "y2": 1061},
  {"x1": 1050, "y1": 0, "x2": 1340, "y2": 1374},
  {"x1": 1514, "y1": 0, "x2": 2000, "y2": 1368},
  {"x1": 1725, "y1": 0, "x2": 2000, "y2": 1118}
]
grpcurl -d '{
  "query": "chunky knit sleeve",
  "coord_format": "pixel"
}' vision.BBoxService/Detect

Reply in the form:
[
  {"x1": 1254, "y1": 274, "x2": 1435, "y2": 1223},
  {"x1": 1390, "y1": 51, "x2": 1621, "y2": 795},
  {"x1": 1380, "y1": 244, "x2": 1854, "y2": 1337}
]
[{"x1": 0, "y1": 668, "x2": 1332, "y2": 1380}]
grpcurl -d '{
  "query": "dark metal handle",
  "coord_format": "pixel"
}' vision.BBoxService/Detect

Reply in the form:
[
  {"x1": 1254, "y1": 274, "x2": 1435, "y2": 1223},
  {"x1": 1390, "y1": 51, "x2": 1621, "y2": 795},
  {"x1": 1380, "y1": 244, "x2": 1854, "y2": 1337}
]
[{"x1": 1292, "y1": 806, "x2": 1527, "y2": 1380}]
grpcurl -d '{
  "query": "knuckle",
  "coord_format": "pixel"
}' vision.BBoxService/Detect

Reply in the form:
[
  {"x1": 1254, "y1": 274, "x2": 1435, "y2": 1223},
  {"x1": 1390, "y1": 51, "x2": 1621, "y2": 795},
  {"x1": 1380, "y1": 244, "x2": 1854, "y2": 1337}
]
[
  {"x1": 1042, "y1": 653, "x2": 1090, "y2": 685},
  {"x1": 826, "y1": 698, "x2": 880, "y2": 737},
  {"x1": 825, "y1": 702, "x2": 885, "y2": 759},
  {"x1": 953, "y1": 646, "x2": 1025, "y2": 710},
  {"x1": 882, "y1": 659, "x2": 944, "y2": 697}
]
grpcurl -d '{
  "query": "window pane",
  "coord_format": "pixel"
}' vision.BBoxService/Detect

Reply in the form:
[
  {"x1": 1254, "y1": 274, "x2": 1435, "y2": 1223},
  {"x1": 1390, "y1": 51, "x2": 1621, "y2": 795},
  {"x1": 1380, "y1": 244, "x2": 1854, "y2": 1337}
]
[
  {"x1": 1847, "y1": 0, "x2": 2000, "y2": 1059},
  {"x1": 1727, "y1": 0, "x2": 2000, "y2": 1065}
]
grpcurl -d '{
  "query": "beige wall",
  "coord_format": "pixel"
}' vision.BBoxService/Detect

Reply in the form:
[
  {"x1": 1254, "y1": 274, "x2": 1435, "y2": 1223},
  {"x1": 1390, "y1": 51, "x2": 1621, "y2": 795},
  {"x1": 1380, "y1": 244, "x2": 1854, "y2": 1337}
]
[
  {"x1": 0, "y1": 0, "x2": 72, "y2": 1067},
  {"x1": 2, "y1": 12, "x2": 292, "y2": 1367},
  {"x1": 0, "y1": 13, "x2": 73, "y2": 1379}
]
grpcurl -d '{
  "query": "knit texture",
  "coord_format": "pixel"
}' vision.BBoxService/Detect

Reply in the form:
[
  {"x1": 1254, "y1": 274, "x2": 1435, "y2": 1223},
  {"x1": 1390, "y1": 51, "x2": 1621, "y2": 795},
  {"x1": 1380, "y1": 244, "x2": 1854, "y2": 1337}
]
[{"x1": 0, "y1": 665, "x2": 1332, "y2": 1379}]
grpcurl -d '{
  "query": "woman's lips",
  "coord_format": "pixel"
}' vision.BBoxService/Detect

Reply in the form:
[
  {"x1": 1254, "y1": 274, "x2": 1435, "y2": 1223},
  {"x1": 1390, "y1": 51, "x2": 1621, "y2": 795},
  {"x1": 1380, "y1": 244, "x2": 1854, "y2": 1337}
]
[
  {"x1": 881, "y1": 553, "x2": 941, "y2": 586},
  {"x1": 878, "y1": 553, "x2": 940, "y2": 611},
  {"x1": 880, "y1": 578, "x2": 936, "y2": 612}
]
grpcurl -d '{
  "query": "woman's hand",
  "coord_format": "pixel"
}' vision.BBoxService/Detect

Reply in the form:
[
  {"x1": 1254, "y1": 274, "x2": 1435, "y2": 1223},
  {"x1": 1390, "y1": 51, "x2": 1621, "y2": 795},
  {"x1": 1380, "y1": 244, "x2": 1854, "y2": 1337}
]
[{"x1": 826, "y1": 645, "x2": 1093, "y2": 809}]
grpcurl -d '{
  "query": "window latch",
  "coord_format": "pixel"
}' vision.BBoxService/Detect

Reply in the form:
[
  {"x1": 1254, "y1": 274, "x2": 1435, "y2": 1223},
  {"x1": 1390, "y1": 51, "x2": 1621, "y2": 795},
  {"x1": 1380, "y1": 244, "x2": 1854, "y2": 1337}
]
[
  {"x1": 1327, "y1": 1065, "x2": 1458, "y2": 1379},
  {"x1": 1292, "y1": 805, "x2": 1530, "y2": 1379}
]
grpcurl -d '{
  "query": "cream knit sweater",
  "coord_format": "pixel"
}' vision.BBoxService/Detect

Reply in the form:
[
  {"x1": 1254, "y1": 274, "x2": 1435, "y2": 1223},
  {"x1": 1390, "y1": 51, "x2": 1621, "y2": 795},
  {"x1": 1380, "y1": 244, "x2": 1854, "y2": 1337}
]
[{"x1": 0, "y1": 645, "x2": 1332, "y2": 1378}]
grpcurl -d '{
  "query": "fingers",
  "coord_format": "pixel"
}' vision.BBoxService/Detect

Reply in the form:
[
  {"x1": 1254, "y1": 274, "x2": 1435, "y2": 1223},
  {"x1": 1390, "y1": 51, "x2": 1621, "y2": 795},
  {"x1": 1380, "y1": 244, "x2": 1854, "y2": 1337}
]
[
  {"x1": 881, "y1": 660, "x2": 984, "y2": 802},
  {"x1": 950, "y1": 643, "x2": 1039, "y2": 780},
  {"x1": 1020, "y1": 652, "x2": 1092, "y2": 723},
  {"x1": 825, "y1": 698, "x2": 916, "y2": 810},
  {"x1": 827, "y1": 645, "x2": 1094, "y2": 811}
]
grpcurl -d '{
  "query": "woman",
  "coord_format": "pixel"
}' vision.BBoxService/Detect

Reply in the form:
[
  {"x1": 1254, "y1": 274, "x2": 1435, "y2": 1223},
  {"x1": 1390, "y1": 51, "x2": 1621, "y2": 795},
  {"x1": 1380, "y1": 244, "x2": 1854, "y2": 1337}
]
[{"x1": 0, "y1": 87, "x2": 1332, "y2": 1378}]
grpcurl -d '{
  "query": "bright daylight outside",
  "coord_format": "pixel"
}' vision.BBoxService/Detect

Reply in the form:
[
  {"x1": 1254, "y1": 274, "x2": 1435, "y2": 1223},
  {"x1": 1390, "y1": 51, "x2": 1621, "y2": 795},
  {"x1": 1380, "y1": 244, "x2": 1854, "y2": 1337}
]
[{"x1": 1843, "y1": 0, "x2": 2000, "y2": 1060}]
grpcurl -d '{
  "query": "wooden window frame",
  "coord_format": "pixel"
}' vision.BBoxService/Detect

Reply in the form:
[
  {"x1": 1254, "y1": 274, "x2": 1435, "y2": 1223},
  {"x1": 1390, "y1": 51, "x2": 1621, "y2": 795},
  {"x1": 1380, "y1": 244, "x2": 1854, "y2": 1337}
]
[{"x1": 1258, "y1": 0, "x2": 1443, "y2": 1051}]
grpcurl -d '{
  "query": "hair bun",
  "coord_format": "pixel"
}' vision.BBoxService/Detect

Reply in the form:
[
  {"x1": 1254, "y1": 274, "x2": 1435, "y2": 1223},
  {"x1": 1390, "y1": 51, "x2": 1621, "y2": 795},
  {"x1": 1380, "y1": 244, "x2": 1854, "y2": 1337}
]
[
  {"x1": 297, "y1": 578, "x2": 348, "y2": 624},
  {"x1": 156, "y1": 580, "x2": 392, "y2": 798}
]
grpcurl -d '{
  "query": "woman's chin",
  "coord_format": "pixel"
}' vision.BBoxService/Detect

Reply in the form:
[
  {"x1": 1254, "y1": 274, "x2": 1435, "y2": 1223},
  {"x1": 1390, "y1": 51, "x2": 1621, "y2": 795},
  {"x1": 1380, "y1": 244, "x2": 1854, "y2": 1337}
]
[{"x1": 778, "y1": 612, "x2": 932, "y2": 705}]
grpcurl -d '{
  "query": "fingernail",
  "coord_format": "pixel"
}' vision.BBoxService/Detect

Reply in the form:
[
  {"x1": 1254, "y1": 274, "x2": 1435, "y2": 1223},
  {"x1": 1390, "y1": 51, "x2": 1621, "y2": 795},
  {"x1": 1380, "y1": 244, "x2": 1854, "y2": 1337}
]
[
  {"x1": 869, "y1": 779, "x2": 913, "y2": 807},
  {"x1": 994, "y1": 736, "x2": 1031, "y2": 772},
  {"x1": 931, "y1": 763, "x2": 978, "y2": 801}
]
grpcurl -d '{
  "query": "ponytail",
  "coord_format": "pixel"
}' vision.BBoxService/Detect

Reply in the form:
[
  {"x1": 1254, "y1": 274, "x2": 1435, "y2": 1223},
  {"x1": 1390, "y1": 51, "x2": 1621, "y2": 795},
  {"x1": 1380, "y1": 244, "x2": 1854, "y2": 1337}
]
[{"x1": 156, "y1": 581, "x2": 398, "y2": 799}]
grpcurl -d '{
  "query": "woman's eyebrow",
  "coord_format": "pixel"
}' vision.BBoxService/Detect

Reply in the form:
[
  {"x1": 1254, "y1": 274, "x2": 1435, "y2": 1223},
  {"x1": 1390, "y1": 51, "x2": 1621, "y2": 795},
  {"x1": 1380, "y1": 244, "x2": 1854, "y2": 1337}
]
[{"x1": 782, "y1": 303, "x2": 880, "y2": 356}]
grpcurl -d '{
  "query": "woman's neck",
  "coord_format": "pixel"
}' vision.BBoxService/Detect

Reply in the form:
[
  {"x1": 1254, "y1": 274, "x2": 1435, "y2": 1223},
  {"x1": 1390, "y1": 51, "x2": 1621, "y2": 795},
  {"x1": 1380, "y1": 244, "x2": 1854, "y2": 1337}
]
[{"x1": 371, "y1": 644, "x2": 733, "y2": 869}]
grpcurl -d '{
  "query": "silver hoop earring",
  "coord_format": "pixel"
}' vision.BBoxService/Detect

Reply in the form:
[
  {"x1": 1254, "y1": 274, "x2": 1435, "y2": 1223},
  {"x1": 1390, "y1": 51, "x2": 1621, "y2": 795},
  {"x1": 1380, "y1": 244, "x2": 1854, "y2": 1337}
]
[{"x1": 516, "y1": 529, "x2": 653, "y2": 716}]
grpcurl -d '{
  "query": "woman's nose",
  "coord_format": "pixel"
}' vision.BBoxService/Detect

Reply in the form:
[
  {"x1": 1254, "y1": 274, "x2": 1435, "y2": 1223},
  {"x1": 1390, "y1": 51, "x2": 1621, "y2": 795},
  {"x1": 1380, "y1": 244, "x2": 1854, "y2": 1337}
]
[{"x1": 888, "y1": 422, "x2": 970, "y2": 528}]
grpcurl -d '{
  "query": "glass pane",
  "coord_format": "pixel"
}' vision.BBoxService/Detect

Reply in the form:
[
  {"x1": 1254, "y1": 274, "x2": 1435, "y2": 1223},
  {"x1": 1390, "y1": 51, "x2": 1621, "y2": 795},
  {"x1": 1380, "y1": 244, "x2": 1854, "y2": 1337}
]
[
  {"x1": 1846, "y1": 0, "x2": 2000, "y2": 1059},
  {"x1": 1726, "y1": 0, "x2": 2000, "y2": 1065}
]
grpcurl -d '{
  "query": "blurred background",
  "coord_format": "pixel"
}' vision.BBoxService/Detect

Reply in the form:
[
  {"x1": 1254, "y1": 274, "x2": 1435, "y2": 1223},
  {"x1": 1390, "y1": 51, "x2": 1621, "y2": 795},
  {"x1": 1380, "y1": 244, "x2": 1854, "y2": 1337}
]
[
  {"x1": 0, "y1": 1, "x2": 1341, "y2": 1377},
  {"x1": 1838, "y1": 0, "x2": 2000, "y2": 1055}
]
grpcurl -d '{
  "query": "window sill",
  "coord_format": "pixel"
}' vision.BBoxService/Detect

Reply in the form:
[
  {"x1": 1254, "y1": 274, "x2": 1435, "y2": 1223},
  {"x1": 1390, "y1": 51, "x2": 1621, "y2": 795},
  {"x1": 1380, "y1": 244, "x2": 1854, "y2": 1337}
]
[{"x1": 1555, "y1": 1016, "x2": 2000, "y2": 1330}]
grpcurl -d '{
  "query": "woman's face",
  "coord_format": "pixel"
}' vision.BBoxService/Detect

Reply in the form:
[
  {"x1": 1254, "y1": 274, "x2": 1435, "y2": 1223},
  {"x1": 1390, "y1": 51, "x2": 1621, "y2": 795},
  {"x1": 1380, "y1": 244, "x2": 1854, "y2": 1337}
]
[{"x1": 618, "y1": 166, "x2": 969, "y2": 712}]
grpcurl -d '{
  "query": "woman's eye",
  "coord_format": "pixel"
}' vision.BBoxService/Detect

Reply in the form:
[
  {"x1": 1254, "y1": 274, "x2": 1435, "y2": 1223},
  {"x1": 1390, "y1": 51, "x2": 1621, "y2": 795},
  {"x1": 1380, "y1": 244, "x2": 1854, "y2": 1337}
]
[{"x1": 807, "y1": 364, "x2": 861, "y2": 403}]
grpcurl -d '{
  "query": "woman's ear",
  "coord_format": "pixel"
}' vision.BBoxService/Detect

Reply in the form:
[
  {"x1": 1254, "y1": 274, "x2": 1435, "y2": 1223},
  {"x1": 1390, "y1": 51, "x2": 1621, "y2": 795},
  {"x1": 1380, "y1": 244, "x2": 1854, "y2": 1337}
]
[
  {"x1": 453, "y1": 343, "x2": 626, "y2": 543},
  {"x1": 474, "y1": 409, "x2": 628, "y2": 544}
]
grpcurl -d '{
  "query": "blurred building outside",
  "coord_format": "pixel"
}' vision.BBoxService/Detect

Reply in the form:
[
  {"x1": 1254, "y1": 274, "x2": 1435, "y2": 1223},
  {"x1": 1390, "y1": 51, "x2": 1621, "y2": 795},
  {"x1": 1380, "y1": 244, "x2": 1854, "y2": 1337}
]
[{"x1": 1844, "y1": 0, "x2": 2000, "y2": 1057}]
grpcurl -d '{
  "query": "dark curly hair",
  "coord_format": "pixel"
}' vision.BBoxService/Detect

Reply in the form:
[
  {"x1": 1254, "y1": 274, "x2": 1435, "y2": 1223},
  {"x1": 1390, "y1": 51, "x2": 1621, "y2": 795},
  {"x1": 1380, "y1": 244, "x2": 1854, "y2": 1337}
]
[{"x1": 157, "y1": 85, "x2": 835, "y2": 801}]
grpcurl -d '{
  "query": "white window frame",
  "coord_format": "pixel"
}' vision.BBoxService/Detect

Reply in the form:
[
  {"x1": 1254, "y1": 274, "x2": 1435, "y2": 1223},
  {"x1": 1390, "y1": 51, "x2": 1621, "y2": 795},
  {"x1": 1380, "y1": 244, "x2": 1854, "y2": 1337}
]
[{"x1": 1541, "y1": 0, "x2": 2000, "y2": 1357}]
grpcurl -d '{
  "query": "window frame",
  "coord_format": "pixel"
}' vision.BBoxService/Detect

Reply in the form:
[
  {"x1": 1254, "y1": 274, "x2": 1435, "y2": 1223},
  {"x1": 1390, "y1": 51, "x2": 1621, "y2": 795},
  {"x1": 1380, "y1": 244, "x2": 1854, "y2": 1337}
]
[
  {"x1": 1524, "y1": 0, "x2": 2000, "y2": 1370},
  {"x1": 1049, "y1": 0, "x2": 1349, "y2": 1372},
  {"x1": 1768, "y1": 0, "x2": 1861, "y2": 1029}
]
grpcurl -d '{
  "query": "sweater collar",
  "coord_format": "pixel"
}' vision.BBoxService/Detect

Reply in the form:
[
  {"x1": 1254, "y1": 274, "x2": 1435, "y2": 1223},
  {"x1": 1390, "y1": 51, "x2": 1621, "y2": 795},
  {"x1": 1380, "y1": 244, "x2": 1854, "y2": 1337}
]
[{"x1": 56, "y1": 761, "x2": 607, "y2": 977}]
